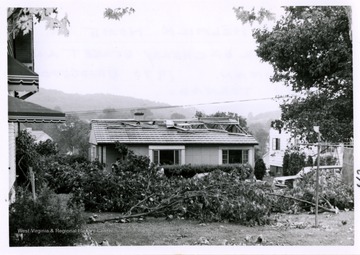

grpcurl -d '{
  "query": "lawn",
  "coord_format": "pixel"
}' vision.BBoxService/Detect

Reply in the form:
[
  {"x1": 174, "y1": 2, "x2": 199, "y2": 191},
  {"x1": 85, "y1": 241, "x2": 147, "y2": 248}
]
[{"x1": 80, "y1": 210, "x2": 354, "y2": 246}]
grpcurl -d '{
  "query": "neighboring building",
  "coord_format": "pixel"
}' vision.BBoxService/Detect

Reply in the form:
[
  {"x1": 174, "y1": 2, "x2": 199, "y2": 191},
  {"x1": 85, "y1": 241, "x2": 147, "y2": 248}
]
[
  {"x1": 8, "y1": 10, "x2": 65, "y2": 202},
  {"x1": 89, "y1": 118, "x2": 258, "y2": 171},
  {"x1": 268, "y1": 127, "x2": 293, "y2": 176},
  {"x1": 268, "y1": 127, "x2": 344, "y2": 176},
  {"x1": 24, "y1": 127, "x2": 53, "y2": 143}
]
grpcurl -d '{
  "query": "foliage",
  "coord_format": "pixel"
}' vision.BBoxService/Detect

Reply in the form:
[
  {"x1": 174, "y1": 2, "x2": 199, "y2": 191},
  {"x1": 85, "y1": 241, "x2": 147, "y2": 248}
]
[
  {"x1": 104, "y1": 7, "x2": 135, "y2": 20},
  {"x1": 16, "y1": 130, "x2": 39, "y2": 186},
  {"x1": 289, "y1": 171, "x2": 353, "y2": 211},
  {"x1": 306, "y1": 155, "x2": 314, "y2": 167},
  {"x1": 114, "y1": 141, "x2": 129, "y2": 159},
  {"x1": 195, "y1": 111, "x2": 248, "y2": 131},
  {"x1": 8, "y1": 8, "x2": 70, "y2": 36},
  {"x1": 251, "y1": 6, "x2": 352, "y2": 143},
  {"x1": 9, "y1": 186, "x2": 84, "y2": 246},
  {"x1": 55, "y1": 115, "x2": 90, "y2": 157},
  {"x1": 40, "y1": 156, "x2": 93, "y2": 194},
  {"x1": 233, "y1": 7, "x2": 275, "y2": 25},
  {"x1": 36, "y1": 139, "x2": 59, "y2": 156},
  {"x1": 180, "y1": 170, "x2": 273, "y2": 225},
  {"x1": 282, "y1": 150, "x2": 306, "y2": 176},
  {"x1": 315, "y1": 155, "x2": 338, "y2": 166},
  {"x1": 254, "y1": 158, "x2": 266, "y2": 180},
  {"x1": 65, "y1": 147, "x2": 271, "y2": 225},
  {"x1": 162, "y1": 164, "x2": 252, "y2": 179}
]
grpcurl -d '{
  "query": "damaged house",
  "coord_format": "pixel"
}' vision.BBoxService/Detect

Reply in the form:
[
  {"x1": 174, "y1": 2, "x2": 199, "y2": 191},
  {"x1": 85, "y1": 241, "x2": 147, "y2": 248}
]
[{"x1": 89, "y1": 117, "x2": 258, "y2": 171}]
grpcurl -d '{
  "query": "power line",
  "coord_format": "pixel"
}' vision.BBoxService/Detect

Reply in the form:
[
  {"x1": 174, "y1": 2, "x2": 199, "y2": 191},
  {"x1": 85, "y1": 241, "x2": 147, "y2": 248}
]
[{"x1": 65, "y1": 95, "x2": 289, "y2": 116}]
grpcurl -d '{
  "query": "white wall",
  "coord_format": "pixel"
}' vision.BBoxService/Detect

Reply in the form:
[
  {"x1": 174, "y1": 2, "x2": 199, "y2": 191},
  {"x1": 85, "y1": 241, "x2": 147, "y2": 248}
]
[
  {"x1": 268, "y1": 128, "x2": 292, "y2": 167},
  {"x1": 8, "y1": 123, "x2": 16, "y2": 203}
]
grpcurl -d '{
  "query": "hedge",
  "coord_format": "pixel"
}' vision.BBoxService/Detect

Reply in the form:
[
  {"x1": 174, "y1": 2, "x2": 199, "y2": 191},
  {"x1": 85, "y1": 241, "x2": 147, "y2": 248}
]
[{"x1": 161, "y1": 163, "x2": 253, "y2": 179}]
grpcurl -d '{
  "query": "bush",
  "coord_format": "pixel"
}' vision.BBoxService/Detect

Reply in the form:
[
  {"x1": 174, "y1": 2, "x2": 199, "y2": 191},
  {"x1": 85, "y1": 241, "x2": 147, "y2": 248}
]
[
  {"x1": 70, "y1": 155, "x2": 273, "y2": 225},
  {"x1": 290, "y1": 170, "x2": 353, "y2": 210},
  {"x1": 162, "y1": 163, "x2": 253, "y2": 179},
  {"x1": 180, "y1": 170, "x2": 273, "y2": 225},
  {"x1": 40, "y1": 155, "x2": 101, "y2": 194},
  {"x1": 283, "y1": 150, "x2": 306, "y2": 176},
  {"x1": 9, "y1": 187, "x2": 84, "y2": 246},
  {"x1": 254, "y1": 158, "x2": 266, "y2": 180}
]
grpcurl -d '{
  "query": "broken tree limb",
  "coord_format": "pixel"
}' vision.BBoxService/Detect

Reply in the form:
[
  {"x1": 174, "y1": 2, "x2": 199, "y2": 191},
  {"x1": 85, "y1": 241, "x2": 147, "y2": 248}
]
[{"x1": 267, "y1": 192, "x2": 339, "y2": 214}]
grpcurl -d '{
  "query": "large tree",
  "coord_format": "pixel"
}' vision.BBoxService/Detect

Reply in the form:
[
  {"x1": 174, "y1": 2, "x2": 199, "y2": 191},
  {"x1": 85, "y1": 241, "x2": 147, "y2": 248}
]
[{"x1": 246, "y1": 6, "x2": 352, "y2": 143}]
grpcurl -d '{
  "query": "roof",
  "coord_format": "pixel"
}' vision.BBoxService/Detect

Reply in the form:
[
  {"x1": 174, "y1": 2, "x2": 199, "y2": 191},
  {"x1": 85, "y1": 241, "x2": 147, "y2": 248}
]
[
  {"x1": 25, "y1": 128, "x2": 53, "y2": 143},
  {"x1": 8, "y1": 55, "x2": 39, "y2": 91},
  {"x1": 91, "y1": 119, "x2": 258, "y2": 145},
  {"x1": 8, "y1": 96, "x2": 66, "y2": 123}
]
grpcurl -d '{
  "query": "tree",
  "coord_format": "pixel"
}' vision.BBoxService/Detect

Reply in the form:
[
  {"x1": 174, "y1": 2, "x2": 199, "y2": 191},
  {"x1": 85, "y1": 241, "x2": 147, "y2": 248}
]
[
  {"x1": 282, "y1": 150, "x2": 306, "y2": 176},
  {"x1": 195, "y1": 111, "x2": 248, "y2": 130},
  {"x1": 8, "y1": 8, "x2": 70, "y2": 36},
  {"x1": 248, "y1": 122, "x2": 269, "y2": 159},
  {"x1": 56, "y1": 115, "x2": 90, "y2": 157},
  {"x1": 16, "y1": 130, "x2": 40, "y2": 186},
  {"x1": 254, "y1": 158, "x2": 266, "y2": 180},
  {"x1": 233, "y1": 7, "x2": 275, "y2": 25},
  {"x1": 249, "y1": 6, "x2": 352, "y2": 143},
  {"x1": 36, "y1": 139, "x2": 59, "y2": 156},
  {"x1": 104, "y1": 8, "x2": 135, "y2": 20},
  {"x1": 8, "y1": 7, "x2": 135, "y2": 37},
  {"x1": 170, "y1": 113, "x2": 186, "y2": 119}
]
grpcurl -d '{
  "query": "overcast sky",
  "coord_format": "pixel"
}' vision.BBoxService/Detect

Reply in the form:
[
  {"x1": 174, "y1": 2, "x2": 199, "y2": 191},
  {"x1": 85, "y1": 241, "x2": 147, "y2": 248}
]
[{"x1": 31, "y1": 1, "x2": 297, "y2": 116}]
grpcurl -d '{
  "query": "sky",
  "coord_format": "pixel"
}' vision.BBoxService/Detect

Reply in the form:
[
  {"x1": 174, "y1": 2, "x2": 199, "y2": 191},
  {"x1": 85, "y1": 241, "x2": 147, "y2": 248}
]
[{"x1": 31, "y1": 1, "x2": 296, "y2": 116}]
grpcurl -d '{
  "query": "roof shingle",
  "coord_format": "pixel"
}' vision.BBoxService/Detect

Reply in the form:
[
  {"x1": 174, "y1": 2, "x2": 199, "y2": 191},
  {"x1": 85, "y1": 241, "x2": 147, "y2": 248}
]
[{"x1": 91, "y1": 120, "x2": 258, "y2": 145}]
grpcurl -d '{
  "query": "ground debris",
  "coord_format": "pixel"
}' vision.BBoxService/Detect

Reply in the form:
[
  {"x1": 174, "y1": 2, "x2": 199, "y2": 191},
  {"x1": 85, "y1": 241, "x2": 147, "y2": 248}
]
[
  {"x1": 197, "y1": 236, "x2": 210, "y2": 245},
  {"x1": 244, "y1": 234, "x2": 265, "y2": 245}
]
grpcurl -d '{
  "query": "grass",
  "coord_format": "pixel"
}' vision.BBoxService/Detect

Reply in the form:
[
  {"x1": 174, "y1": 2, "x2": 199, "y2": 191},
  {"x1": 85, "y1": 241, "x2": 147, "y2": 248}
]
[{"x1": 81, "y1": 210, "x2": 354, "y2": 246}]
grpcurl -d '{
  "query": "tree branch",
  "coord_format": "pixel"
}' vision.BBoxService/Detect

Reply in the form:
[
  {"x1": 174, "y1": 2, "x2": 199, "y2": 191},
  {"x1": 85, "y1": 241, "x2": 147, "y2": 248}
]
[{"x1": 267, "y1": 192, "x2": 339, "y2": 213}]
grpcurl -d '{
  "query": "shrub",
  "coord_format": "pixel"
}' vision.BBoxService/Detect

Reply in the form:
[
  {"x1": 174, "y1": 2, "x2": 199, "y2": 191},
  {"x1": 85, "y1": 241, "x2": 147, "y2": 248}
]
[
  {"x1": 254, "y1": 158, "x2": 266, "y2": 180},
  {"x1": 9, "y1": 186, "x2": 84, "y2": 246},
  {"x1": 181, "y1": 170, "x2": 273, "y2": 225},
  {"x1": 290, "y1": 170, "x2": 353, "y2": 210},
  {"x1": 162, "y1": 163, "x2": 253, "y2": 179},
  {"x1": 282, "y1": 150, "x2": 306, "y2": 176},
  {"x1": 306, "y1": 155, "x2": 314, "y2": 166},
  {"x1": 40, "y1": 155, "x2": 100, "y2": 194}
]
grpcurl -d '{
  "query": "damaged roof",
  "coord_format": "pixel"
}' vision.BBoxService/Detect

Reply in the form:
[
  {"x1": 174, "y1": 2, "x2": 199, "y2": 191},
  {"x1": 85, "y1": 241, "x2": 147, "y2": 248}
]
[{"x1": 90, "y1": 119, "x2": 258, "y2": 145}]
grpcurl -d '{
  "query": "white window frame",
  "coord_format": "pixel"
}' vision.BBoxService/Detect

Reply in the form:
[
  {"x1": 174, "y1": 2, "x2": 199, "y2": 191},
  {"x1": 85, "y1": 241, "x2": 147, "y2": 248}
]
[
  {"x1": 149, "y1": 145, "x2": 185, "y2": 165},
  {"x1": 219, "y1": 146, "x2": 253, "y2": 165},
  {"x1": 272, "y1": 138, "x2": 281, "y2": 150}
]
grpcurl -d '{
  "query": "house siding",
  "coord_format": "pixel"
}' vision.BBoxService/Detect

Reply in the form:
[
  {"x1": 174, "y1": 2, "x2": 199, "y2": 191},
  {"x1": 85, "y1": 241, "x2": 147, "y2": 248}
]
[
  {"x1": 268, "y1": 128, "x2": 291, "y2": 176},
  {"x1": 8, "y1": 123, "x2": 16, "y2": 203},
  {"x1": 185, "y1": 145, "x2": 219, "y2": 165},
  {"x1": 99, "y1": 143, "x2": 256, "y2": 171}
]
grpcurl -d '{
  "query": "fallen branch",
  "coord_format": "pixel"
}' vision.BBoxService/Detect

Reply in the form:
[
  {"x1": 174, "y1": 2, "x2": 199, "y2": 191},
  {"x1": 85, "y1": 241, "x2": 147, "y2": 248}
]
[
  {"x1": 87, "y1": 198, "x2": 183, "y2": 224},
  {"x1": 267, "y1": 192, "x2": 339, "y2": 213}
]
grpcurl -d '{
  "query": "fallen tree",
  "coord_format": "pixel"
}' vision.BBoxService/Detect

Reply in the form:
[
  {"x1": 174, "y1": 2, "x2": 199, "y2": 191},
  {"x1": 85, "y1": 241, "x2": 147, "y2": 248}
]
[{"x1": 266, "y1": 193, "x2": 339, "y2": 214}]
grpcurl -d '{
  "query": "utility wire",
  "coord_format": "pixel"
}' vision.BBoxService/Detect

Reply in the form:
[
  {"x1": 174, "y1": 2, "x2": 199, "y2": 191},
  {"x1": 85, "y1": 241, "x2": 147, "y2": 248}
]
[{"x1": 65, "y1": 95, "x2": 290, "y2": 116}]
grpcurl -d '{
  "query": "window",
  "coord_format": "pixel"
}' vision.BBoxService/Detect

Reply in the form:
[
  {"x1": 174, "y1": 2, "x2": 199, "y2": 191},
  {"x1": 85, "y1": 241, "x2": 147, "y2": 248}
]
[
  {"x1": 149, "y1": 146, "x2": 185, "y2": 165},
  {"x1": 272, "y1": 138, "x2": 280, "y2": 150},
  {"x1": 153, "y1": 149, "x2": 181, "y2": 165},
  {"x1": 222, "y1": 149, "x2": 249, "y2": 164}
]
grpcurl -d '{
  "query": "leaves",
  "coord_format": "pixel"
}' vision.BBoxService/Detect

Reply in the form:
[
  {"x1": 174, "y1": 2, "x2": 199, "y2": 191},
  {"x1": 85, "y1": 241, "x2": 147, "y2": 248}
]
[
  {"x1": 8, "y1": 8, "x2": 70, "y2": 37},
  {"x1": 233, "y1": 7, "x2": 275, "y2": 25},
  {"x1": 103, "y1": 7, "x2": 135, "y2": 21},
  {"x1": 250, "y1": 6, "x2": 352, "y2": 143}
]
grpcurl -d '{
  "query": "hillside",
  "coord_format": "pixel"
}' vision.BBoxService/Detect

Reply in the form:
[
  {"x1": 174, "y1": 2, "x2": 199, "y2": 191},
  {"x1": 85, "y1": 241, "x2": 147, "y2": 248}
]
[{"x1": 26, "y1": 88, "x2": 195, "y2": 120}]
